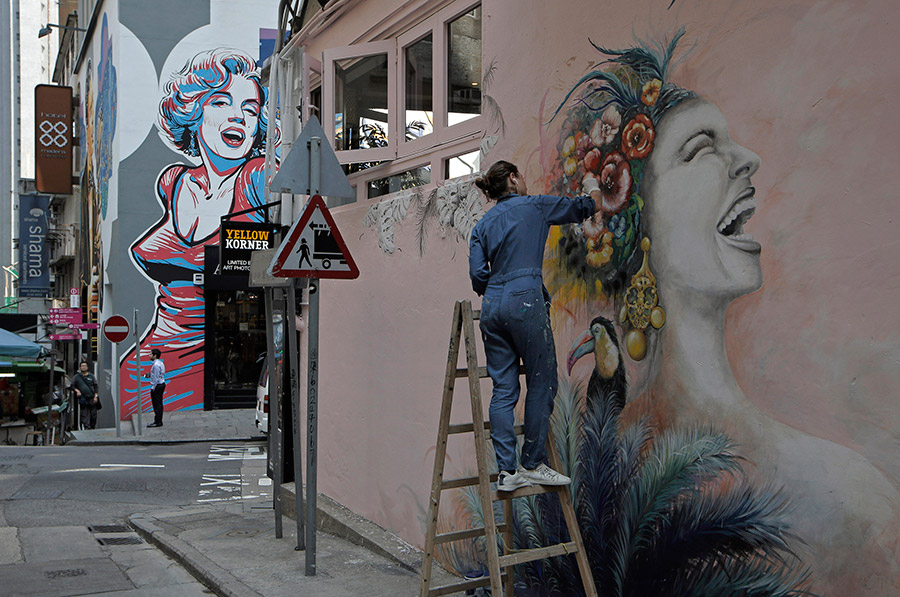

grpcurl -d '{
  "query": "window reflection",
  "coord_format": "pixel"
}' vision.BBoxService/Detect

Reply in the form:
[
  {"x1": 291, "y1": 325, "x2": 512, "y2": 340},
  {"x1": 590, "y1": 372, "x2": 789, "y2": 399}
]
[
  {"x1": 368, "y1": 166, "x2": 431, "y2": 199},
  {"x1": 405, "y1": 34, "x2": 434, "y2": 140},
  {"x1": 334, "y1": 54, "x2": 389, "y2": 152},
  {"x1": 447, "y1": 6, "x2": 481, "y2": 125},
  {"x1": 445, "y1": 150, "x2": 480, "y2": 179}
]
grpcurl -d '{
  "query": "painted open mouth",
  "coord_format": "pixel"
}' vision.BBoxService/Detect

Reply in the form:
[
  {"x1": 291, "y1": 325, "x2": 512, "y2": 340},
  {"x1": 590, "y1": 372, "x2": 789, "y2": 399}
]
[
  {"x1": 221, "y1": 129, "x2": 246, "y2": 147},
  {"x1": 717, "y1": 187, "x2": 759, "y2": 251}
]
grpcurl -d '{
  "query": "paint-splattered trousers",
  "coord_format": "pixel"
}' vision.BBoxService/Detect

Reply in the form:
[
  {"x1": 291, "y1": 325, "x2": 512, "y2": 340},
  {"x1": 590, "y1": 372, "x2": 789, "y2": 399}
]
[{"x1": 480, "y1": 274, "x2": 558, "y2": 473}]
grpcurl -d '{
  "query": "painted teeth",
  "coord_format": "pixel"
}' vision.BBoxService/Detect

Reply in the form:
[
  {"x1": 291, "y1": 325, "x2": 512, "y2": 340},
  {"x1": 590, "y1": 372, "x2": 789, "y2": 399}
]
[{"x1": 717, "y1": 197, "x2": 756, "y2": 234}]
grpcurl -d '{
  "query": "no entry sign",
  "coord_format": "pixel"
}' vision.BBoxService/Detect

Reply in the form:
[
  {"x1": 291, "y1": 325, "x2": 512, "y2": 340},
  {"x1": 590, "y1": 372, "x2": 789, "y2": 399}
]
[{"x1": 103, "y1": 315, "x2": 130, "y2": 343}]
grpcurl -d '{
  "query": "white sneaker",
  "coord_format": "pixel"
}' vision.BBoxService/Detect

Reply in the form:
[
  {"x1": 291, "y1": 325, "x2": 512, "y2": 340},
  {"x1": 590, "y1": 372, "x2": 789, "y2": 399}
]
[
  {"x1": 497, "y1": 470, "x2": 532, "y2": 492},
  {"x1": 519, "y1": 464, "x2": 571, "y2": 486}
]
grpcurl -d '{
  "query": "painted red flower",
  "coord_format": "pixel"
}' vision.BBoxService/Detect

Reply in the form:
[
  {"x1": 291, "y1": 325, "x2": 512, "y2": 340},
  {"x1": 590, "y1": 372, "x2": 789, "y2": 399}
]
[
  {"x1": 621, "y1": 114, "x2": 655, "y2": 159},
  {"x1": 582, "y1": 148, "x2": 602, "y2": 174},
  {"x1": 597, "y1": 152, "x2": 632, "y2": 216}
]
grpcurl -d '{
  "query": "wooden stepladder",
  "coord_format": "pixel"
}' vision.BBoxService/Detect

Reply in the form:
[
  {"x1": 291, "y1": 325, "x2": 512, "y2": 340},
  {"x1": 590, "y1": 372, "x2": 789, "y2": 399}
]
[{"x1": 419, "y1": 300, "x2": 597, "y2": 597}]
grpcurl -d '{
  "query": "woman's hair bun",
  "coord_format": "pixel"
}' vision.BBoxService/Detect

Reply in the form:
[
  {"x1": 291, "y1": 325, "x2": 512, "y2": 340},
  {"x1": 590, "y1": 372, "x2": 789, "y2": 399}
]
[{"x1": 475, "y1": 160, "x2": 518, "y2": 199}]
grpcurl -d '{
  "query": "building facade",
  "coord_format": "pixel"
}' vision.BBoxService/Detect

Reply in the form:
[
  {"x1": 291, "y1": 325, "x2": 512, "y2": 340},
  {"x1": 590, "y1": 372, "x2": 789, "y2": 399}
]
[
  {"x1": 60, "y1": 0, "x2": 280, "y2": 424},
  {"x1": 272, "y1": 0, "x2": 900, "y2": 593}
]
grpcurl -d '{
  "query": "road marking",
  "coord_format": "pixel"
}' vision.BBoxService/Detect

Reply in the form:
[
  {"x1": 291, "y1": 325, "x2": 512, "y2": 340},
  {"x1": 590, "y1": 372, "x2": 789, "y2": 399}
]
[
  {"x1": 208, "y1": 445, "x2": 265, "y2": 461},
  {"x1": 201, "y1": 474, "x2": 244, "y2": 487},
  {"x1": 100, "y1": 464, "x2": 165, "y2": 468}
]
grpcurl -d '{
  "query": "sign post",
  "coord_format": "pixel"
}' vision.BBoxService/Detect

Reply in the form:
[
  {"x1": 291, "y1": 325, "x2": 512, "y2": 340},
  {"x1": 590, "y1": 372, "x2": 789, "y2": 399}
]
[
  {"x1": 133, "y1": 310, "x2": 142, "y2": 436},
  {"x1": 103, "y1": 315, "x2": 131, "y2": 437},
  {"x1": 267, "y1": 116, "x2": 356, "y2": 576}
]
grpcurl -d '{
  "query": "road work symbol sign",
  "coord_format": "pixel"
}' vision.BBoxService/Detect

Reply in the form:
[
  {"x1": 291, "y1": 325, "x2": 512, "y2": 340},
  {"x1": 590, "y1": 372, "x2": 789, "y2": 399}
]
[{"x1": 269, "y1": 195, "x2": 359, "y2": 279}]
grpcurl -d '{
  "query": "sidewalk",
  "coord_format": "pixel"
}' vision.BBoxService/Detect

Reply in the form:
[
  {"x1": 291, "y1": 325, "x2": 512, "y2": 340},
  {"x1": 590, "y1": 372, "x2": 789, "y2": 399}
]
[
  {"x1": 67, "y1": 409, "x2": 265, "y2": 445},
  {"x1": 127, "y1": 447, "x2": 457, "y2": 596}
]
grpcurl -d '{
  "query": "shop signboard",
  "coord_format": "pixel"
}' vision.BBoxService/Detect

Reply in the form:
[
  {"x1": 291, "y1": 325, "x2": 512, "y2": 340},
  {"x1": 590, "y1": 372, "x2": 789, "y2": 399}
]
[
  {"x1": 219, "y1": 221, "x2": 279, "y2": 276},
  {"x1": 18, "y1": 195, "x2": 51, "y2": 297},
  {"x1": 34, "y1": 85, "x2": 73, "y2": 195}
]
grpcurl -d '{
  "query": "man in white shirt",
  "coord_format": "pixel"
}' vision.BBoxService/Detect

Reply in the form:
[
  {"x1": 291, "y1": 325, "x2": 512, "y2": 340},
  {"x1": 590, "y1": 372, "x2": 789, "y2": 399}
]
[{"x1": 147, "y1": 348, "x2": 166, "y2": 428}]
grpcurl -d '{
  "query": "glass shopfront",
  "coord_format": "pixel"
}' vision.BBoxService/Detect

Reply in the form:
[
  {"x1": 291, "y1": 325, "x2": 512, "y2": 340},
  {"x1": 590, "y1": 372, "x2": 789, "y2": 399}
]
[{"x1": 204, "y1": 247, "x2": 267, "y2": 409}]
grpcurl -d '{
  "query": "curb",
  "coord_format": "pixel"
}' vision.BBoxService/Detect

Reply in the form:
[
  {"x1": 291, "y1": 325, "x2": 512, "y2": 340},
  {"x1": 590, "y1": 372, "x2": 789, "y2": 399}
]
[
  {"x1": 129, "y1": 512, "x2": 262, "y2": 597},
  {"x1": 280, "y1": 484, "x2": 422, "y2": 573},
  {"x1": 67, "y1": 435, "x2": 266, "y2": 446}
]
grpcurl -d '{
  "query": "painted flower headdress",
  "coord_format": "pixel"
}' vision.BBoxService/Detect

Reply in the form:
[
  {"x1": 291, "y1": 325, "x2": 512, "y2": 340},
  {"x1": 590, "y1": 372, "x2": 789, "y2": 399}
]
[{"x1": 549, "y1": 29, "x2": 694, "y2": 360}]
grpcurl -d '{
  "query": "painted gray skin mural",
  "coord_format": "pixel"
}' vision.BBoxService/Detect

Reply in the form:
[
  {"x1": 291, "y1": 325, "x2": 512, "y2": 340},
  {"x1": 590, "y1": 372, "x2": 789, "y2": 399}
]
[
  {"x1": 438, "y1": 31, "x2": 899, "y2": 595},
  {"x1": 118, "y1": 49, "x2": 274, "y2": 418}
]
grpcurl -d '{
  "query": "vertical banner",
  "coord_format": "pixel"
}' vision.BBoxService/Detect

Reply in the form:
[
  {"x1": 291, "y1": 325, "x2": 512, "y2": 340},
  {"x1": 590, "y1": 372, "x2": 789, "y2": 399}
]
[
  {"x1": 34, "y1": 85, "x2": 73, "y2": 195},
  {"x1": 18, "y1": 195, "x2": 50, "y2": 297}
]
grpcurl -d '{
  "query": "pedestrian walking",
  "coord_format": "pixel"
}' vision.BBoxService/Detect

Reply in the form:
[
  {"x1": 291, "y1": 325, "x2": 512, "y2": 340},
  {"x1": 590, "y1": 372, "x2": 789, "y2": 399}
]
[
  {"x1": 70, "y1": 360, "x2": 99, "y2": 430},
  {"x1": 468, "y1": 160, "x2": 603, "y2": 491},
  {"x1": 147, "y1": 348, "x2": 166, "y2": 428}
]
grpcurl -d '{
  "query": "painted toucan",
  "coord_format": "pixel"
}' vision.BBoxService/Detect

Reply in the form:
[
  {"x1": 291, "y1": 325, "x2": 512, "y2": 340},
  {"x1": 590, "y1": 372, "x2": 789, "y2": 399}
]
[{"x1": 566, "y1": 315, "x2": 627, "y2": 411}]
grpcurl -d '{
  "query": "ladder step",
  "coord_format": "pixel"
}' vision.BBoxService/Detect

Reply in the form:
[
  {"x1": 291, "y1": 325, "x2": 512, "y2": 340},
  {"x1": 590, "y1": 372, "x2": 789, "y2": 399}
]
[
  {"x1": 441, "y1": 474, "x2": 494, "y2": 490},
  {"x1": 427, "y1": 573, "x2": 508, "y2": 596},
  {"x1": 493, "y1": 483, "x2": 566, "y2": 501},
  {"x1": 455, "y1": 365, "x2": 526, "y2": 378},
  {"x1": 447, "y1": 422, "x2": 525, "y2": 435},
  {"x1": 434, "y1": 524, "x2": 508, "y2": 544},
  {"x1": 498, "y1": 541, "x2": 578, "y2": 567}
]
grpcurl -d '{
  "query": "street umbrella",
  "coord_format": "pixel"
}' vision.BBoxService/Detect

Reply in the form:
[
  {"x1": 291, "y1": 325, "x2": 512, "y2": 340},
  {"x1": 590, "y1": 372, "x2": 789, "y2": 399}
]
[{"x1": 0, "y1": 328, "x2": 50, "y2": 358}]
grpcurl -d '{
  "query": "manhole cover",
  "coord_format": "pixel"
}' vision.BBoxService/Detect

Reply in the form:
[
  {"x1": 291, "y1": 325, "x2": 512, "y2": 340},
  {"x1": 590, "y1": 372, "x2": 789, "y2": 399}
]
[
  {"x1": 96, "y1": 536, "x2": 143, "y2": 546},
  {"x1": 45, "y1": 568, "x2": 87, "y2": 579},
  {"x1": 10, "y1": 488, "x2": 62, "y2": 500},
  {"x1": 89, "y1": 524, "x2": 131, "y2": 533},
  {"x1": 101, "y1": 481, "x2": 147, "y2": 492},
  {"x1": 0, "y1": 454, "x2": 33, "y2": 462}
]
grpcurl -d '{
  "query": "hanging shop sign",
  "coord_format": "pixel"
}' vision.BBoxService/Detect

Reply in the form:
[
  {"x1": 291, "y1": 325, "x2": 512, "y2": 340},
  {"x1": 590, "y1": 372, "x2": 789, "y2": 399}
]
[
  {"x1": 219, "y1": 221, "x2": 280, "y2": 276},
  {"x1": 18, "y1": 194, "x2": 50, "y2": 297},
  {"x1": 34, "y1": 85, "x2": 73, "y2": 195}
]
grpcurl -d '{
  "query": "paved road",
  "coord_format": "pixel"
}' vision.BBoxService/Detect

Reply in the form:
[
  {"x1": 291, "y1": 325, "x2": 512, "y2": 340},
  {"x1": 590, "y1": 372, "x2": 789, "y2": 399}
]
[{"x1": 0, "y1": 440, "x2": 267, "y2": 596}]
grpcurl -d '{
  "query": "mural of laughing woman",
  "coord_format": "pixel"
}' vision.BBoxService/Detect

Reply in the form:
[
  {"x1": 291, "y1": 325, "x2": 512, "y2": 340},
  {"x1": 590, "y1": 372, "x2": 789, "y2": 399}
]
[
  {"x1": 119, "y1": 49, "x2": 277, "y2": 417},
  {"x1": 550, "y1": 31, "x2": 900, "y2": 592}
]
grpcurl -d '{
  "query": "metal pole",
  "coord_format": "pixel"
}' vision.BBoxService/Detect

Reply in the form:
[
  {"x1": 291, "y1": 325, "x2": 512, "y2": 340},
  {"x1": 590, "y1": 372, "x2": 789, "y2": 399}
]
[
  {"x1": 304, "y1": 136, "x2": 321, "y2": 576},
  {"x1": 265, "y1": 286, "x2": 283, "y2": 538},
  {"x1": 47, "y1": 341, "x2": 55, "y2": 445},
  {"x1": 114, "y1": 340, "x2": 121, "y2": 438},
  {"x1": 287, "y1": 282, "x2": 305, "y2": 551},
  {"x1": 305, "y1": 278, "x2": 319, "y2": 576},
  {"x1": 134, "y1": 309, "x2": 142, "y2": 435}
]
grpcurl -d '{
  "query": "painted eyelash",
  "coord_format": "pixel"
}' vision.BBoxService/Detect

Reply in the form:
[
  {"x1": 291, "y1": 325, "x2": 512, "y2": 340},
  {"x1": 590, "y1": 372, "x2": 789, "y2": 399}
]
[{"x1": 684, "y1": 140, "x2": 713, "y2": 161}]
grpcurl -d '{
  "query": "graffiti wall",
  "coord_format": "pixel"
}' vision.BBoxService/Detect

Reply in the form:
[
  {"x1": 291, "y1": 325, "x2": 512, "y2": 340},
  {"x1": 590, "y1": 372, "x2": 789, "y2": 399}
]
[
  {"x1": 111, "y1": 0, "x2": 278, "y2": 418},
  {"x1": 78, "y1": 10, "x2": 117, "y2": 336},
  {"x1": 291, "y1": 0, "x2": 900, "y2": 593}
]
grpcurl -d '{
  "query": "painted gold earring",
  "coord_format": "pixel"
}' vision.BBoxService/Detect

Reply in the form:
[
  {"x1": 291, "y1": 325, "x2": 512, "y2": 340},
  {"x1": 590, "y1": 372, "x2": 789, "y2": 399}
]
[{"x1": 619, "y1": 237, "x2": 665, "y2": 361}]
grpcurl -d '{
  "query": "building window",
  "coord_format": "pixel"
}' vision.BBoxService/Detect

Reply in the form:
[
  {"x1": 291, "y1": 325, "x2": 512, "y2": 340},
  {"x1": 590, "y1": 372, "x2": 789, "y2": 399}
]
[
  {"x1": 447, "y1": 7, "x2": 481, "y2": 126},
  {"x1": 368, "y1": 165, "x2": 431, "y2": 199},
  {"x1": 404, "y1": 33, "x2": 434, "y2": 142},
  {"x1": 334, "y1": 54, "x2": 390, "y2": 152},
  {"x1": 445, "y1": 150, "x2": 480, "y2": 179}
]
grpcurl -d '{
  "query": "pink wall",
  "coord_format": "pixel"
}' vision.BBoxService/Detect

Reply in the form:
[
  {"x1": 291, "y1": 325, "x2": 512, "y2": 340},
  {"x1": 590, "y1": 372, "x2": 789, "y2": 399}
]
[{"x1": 303, "y1": 0, "x2": 900, "y2": 591}]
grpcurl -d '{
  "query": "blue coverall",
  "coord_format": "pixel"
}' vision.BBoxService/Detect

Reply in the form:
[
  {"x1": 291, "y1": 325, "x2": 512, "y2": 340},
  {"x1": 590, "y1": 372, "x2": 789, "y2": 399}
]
[{"x1": 468, "y1": 192, "x2": 595, "y2": 472}]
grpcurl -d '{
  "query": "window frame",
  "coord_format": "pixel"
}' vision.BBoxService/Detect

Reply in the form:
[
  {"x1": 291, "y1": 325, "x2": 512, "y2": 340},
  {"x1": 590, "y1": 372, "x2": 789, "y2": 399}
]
[
  {"x1": 323, "y1": 39, "x2": 398, "y2": 165},
  {"x1": 322, "y1": 0, "x2": 482, "y2": 167}
]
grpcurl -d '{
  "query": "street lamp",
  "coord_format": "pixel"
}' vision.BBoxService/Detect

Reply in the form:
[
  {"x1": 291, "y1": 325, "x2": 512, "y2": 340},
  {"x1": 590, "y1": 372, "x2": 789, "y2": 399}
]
[{"x1": 38, "y1": 23, "x2": 86, "y2": 39}]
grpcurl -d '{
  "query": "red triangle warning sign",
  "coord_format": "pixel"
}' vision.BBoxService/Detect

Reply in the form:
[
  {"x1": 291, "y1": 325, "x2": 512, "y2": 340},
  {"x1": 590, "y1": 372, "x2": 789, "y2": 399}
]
[{"x1": 269, "y1": 195, "x2": 359, "y2": 279}]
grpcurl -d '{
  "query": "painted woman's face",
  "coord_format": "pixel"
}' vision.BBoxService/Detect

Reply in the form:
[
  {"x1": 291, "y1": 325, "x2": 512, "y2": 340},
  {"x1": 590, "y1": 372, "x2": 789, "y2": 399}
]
[
  {"x1": 643, "y1": 98, "x2": 762, "y2": 299},
  {"x1": 197, "y1": 75, "x2": 261, "y2": 161}
]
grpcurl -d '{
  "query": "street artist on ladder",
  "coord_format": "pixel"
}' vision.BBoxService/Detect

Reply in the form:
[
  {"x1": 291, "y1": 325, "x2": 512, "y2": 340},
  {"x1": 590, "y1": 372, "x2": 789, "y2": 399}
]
[{"x1": 469, "y1": 160, "x2": 603, "y2": 491}]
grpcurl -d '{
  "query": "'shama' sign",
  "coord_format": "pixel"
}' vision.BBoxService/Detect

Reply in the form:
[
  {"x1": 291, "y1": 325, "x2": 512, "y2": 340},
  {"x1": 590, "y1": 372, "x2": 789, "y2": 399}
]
[
  {"x1": 34, "y1": 85, "x2": 73, "y2": 195},
  {"x1": 18, "y1": 194, "x2": 50, "y2": 297},
  {"x1": 219, "y1": 221, "x2": 279, "y2": 275}
]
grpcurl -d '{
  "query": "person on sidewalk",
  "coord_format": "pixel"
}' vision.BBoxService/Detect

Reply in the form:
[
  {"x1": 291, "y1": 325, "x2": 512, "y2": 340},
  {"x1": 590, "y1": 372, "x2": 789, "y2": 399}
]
[
  {"x1": 147, "y1": 348, "x2": 166, "y2": 428},
  {"x1": 70, "y1": 360, "x2": 99, "y2": 430},
  {"x1": 468, "y1": 160, "x2": 603, "y2": 492}
]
